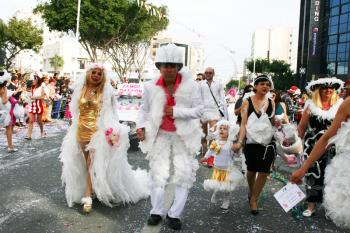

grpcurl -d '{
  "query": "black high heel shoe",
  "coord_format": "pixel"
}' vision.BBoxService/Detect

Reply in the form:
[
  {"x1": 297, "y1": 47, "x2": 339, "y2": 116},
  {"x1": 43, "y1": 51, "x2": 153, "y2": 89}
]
[{"x1": 249, "y1": 199, "x2": 259, "y2": 215}]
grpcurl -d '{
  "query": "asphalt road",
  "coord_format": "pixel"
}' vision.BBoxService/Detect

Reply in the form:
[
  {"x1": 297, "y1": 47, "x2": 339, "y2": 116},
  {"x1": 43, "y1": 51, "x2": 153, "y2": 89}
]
[{"x1": 0, "y1": 121, "x2": 349, "y2": 233}]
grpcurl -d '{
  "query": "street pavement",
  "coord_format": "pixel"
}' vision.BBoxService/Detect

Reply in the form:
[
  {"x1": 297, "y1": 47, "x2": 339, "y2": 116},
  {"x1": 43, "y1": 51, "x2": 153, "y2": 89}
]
[{"x1": 0, "y1": 121, "x2": 349, "y2": 233}]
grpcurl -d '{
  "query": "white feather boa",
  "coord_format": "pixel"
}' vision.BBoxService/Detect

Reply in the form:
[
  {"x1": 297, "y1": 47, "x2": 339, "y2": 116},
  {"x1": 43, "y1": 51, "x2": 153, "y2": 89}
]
[
  {"x1": 304, "y1": 98, "x2": 343, "y2": 120},
  {"x1": 139, "y1": 67, "x2": 204, "y2": 155},
  {"x1": 60, "y1": 74, "x2": 150, "y2": 207}
]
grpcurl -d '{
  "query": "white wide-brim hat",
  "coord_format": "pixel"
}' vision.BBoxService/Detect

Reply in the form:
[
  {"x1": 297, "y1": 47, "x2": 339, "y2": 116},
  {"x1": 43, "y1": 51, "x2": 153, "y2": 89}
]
[
  {"x1": 155, "y1": 43, "x2": 184, "y2": 70},
  {"x1": 306, "y1": 77, "x2": 344, "y2": 92}
]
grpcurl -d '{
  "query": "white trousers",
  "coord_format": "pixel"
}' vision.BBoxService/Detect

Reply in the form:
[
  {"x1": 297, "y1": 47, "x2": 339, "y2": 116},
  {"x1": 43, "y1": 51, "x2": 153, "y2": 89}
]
[
  {"x1": 148, "y1": 130, "x2": 198, "y2": 218},
  {"x1": 148, "y1": 131, "x2": 198, "y2": 189},
  {"x1": 150, "y1": 185, "x2": 189, "y2": 218}
]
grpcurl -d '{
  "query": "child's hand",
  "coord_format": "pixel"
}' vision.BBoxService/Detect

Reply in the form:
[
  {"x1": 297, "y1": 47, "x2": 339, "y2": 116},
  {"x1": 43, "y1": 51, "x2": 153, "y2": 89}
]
[
  {"x1": 232, "y1": 143, "x2": 241, "y2": 152},
  {"x1": 199, "y1": 157, "x2": 206, "y2": 163}
]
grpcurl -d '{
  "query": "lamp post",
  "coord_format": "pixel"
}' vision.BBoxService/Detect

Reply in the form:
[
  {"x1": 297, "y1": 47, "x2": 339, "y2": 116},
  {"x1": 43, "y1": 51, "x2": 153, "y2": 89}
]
[
  {"x1": 73, "y1": 0, "x2": 81, "y2": 81},
  {"x1": 226, "y1": 49, "x2": 239, "y2": 91}
]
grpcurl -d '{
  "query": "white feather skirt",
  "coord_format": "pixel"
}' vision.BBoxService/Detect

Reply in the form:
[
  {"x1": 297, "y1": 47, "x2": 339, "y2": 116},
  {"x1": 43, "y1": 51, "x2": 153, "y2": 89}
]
[
  {"x1": 60, "y1": 123, "x2": 150, "y2": 207},
  {"x1": 203, "y1": 165, "x2": 244, "y2": 192},
  {"x1": 323, "y1": 120, "x2": 350, "y2": 229}
]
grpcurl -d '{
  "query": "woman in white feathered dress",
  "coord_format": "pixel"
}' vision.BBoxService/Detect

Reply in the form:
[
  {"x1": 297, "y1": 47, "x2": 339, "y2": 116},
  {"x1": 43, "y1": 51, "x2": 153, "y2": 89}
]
[
  {"x1": 60, "y1": 64, "x2": 149, "y2": 213},
  {"x1": 291, "y1": 96, "x2": 350, "y2": 229}
]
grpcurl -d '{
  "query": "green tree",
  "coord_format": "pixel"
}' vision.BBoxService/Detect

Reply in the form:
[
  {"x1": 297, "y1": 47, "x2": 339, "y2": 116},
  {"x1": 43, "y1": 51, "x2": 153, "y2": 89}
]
[
  {"x1": 1, "y1": 17, "x2": 43, "y2": 69},
  {"x1": 0, "y1": 20, "x2": 6, "y2": 68},
  {"x1": 49, "y1": 54, "x2": 64, "y2": 72},
  {"x1": 246, "y1": 58, "x2": 296, "y2": 90},
  {"x1": 108, "y1": 3, "x2": 168, "y2": 79},
  {"x1": 225, "y1": 78, "x2": 246, "y2": 90},
  {"x1": 35, "y1": 0, "x2": 168, "y2": 63},
  {"x1": 246, "y1": 58, "x2": 270, "y2": 74}
]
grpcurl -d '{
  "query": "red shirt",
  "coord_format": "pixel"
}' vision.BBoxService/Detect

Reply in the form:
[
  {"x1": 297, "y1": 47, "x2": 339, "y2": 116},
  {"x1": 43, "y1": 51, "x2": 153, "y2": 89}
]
[{"x1": 156, "y1": 74, "x2": 182, "y2": 132}]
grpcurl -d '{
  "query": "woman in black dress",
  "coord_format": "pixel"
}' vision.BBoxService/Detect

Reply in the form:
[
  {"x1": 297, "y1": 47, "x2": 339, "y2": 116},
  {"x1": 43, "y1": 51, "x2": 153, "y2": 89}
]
[
  {"x1": 233, "y1": 75, "x2": 275, "y2": 214},
  {"x1": 297, "y1": 77, "x2": 343, "y2": 217}
]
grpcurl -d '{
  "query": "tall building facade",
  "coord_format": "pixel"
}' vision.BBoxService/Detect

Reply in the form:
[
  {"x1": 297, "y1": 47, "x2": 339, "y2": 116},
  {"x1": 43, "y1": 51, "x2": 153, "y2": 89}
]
[
  {"x1": 251, "y1": 27, "x2": 298, "y2": 73},
  {"x1": 297, "y1": 0, "x2": 350, "y2": 87}
]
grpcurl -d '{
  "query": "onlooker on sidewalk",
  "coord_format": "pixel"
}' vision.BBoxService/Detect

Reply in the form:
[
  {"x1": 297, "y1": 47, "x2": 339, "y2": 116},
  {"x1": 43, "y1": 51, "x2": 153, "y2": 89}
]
[
  {"x1": 199, "y1": 67, "x2": 228, "y2": 166},
  {"x1": 25, "y1": 75, "x2": 46, "y2": 140},
  {"x1": 0, "y1": 71, "x2": 17, "y2": 153}
]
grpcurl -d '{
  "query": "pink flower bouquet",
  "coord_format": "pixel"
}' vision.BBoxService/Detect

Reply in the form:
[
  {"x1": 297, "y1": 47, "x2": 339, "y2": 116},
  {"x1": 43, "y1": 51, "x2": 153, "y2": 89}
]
[{"x1": 105, "y1": 127, "x2": 121, "y2": 148}]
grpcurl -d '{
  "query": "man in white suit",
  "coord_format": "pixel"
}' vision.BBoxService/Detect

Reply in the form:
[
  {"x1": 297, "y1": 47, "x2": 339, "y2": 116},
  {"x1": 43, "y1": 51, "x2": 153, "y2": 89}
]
[{"x1": 136, "y1": 44, "x2": 203, "y2": 230}]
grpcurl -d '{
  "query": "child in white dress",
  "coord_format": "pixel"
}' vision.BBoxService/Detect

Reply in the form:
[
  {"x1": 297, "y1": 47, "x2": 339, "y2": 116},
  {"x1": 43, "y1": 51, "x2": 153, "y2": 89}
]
[{"x1": 200, "y1": 120, "x2": 244, "y2": 209}]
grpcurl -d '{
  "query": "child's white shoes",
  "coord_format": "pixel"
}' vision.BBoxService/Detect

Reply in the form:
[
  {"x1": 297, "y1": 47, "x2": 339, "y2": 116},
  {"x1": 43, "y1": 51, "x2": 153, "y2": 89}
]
[
  {"x1": 210, "y1": 192, "x2": 217, "y2": 204},
  {"x1": 220, "y1": 199, "x2": 230, "y2": 210}
]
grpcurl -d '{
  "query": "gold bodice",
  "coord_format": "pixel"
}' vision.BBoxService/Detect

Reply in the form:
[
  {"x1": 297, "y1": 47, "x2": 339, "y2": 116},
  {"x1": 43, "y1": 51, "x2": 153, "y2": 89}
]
[{"x1": 77, "y1": 91, "x2": 101, "y2": 142}]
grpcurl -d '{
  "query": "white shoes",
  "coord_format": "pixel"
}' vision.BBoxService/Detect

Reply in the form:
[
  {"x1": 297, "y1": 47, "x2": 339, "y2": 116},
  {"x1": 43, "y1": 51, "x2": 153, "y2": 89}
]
[
  {"x1": 302, "y1": 209, "x2": 315, "y2": 217},
  {"x1": 81, "y1": 196, "x2": 92, "y2": 213},
  {"x1": 220, "y1": 199, "x2": 230, "y2": 210},
  {"x1": 210, "y1": 192, "x2": 217, "y2": 204}
]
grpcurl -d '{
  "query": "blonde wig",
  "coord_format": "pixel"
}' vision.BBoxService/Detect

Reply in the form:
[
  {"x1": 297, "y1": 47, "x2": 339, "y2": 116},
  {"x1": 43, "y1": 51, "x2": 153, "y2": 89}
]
[
  {"x1": 81, "y1": 67, "x2": 106, "y2": 101},
  {"x1": 311, "y1": 88, "x2": 339, "y2": 108}
]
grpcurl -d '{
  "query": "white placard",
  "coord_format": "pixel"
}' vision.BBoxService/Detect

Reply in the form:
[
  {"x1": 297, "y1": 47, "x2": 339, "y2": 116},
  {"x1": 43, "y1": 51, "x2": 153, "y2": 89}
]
[{"x1": 274, "y1": 183, "x2": 306, "y2": 212}]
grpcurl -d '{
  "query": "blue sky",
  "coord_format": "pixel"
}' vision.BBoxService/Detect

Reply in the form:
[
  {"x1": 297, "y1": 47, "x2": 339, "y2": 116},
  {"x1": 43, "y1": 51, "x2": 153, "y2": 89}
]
[{"x1": 2, "y1": 0, "x2": 300, "y2": 78}]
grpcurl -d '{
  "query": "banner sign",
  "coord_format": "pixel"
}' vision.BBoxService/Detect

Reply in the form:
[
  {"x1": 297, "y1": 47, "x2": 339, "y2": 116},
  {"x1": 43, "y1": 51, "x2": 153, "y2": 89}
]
[
  {"x1": 309, "y1": 0, "x2": 321, "y2": 57},
  {"x1": 117, "y1": 84, "x2": 143, "y2": 97}
]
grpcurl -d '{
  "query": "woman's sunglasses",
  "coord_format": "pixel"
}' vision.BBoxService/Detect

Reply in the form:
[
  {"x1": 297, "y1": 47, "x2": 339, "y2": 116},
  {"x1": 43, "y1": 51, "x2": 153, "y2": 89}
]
[{"x1": 92, "y1": 70, "x2": 102, "y2": 76}]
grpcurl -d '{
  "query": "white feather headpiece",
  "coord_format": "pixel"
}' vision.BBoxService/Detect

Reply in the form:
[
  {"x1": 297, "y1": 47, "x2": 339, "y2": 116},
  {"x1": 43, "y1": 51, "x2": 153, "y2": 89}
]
[{"x1": 306, "y1": 77, "x2": 344, "y2": 92}]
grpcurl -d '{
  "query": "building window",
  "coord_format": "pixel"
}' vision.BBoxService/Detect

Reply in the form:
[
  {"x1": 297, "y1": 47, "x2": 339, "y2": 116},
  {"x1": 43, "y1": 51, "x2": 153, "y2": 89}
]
[
  {"x1": 339, "y1": 32, "x2": 350, "y2": 41},
  {"x1": 339, "y1": 13, "x2": 348, "y2": 23},
  {"x1": 327, "y1": 52, "x2": 337, "y2": 61},
  {"x1": 330, "y1": 15, "x2": 339, "y2": 25},
  {"x1": 327, "y1": 44, "x2": 337, "y2": 62},
  {"x1": 341, "y1": 3, "x2": 350, "y2": 13},
  {"x1": 331, "y1": 0, "x2": 340, "y2": 7},
  {"x1": 339, "y1": 22, "x2": 348, "y2": 32},
  {"x1": 78, "y1": 60, "x2": 85, "y2": 69},
  {"x1": 327, "y1": 62, "x2": 336, "y2": 74},
  {"x1": 337, "y1": 42, "x2": 349, "y2": 61},
  {"x1": 329, "y1": 34, "x2": 338, "y2": 43},
  {"x1": 329, "y1": 24, "x2": 339, "y2": 34},
  {"x1": 331, "y1": 6, "x2": 340, "y2": 16},
  {"x1": 337, "y1": 61, "x2": 348, "y2": 74}
]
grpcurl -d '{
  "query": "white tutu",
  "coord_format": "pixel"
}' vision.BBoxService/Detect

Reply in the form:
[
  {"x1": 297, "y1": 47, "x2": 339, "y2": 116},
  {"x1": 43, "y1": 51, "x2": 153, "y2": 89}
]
[
  {"x1": 203, "y1": 165, "x2": 244, "y2": 192},
  {"x1": 0, "y1": 110, "x2": 10, "y2": 127},
  {"x1": 323, "y1": 119, "x2": 350, "y2": 228}
]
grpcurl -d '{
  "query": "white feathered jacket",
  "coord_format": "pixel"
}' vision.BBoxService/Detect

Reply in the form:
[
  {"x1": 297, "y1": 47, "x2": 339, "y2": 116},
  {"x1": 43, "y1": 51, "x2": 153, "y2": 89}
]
[
  {"x1": 137, "y1": 68, "x2": 204, "y2": 155},
  {"x1": 60, "y1": 75, "x2": 149, "y2": 207}
]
